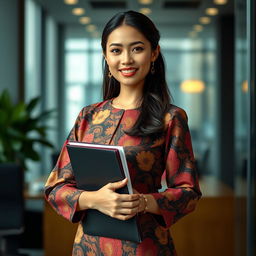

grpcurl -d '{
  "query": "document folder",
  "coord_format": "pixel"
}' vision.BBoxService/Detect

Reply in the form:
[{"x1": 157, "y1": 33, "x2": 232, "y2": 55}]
[{"x1": 66, "y1": 142, "x2": 142, "y2": 243}]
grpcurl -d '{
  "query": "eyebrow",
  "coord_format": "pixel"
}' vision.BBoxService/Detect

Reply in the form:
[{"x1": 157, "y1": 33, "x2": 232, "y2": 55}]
[{"x1": 109, "y1": 41, "x2": 145, "y2": 47}]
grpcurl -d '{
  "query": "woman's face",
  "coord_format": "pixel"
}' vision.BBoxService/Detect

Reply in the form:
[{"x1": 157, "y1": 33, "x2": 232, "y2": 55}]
[{"x1": 104, "y1": 24, "x2": 159, "y2": 90}]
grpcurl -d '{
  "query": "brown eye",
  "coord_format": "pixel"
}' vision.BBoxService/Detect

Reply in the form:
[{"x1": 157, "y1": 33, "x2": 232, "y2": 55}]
[
  {"x1": 133, "y1": 47, "x2": 144, "y2": 52},
  {"x1": 110, "y1": 48, "x2": 121, "y2": 54}
]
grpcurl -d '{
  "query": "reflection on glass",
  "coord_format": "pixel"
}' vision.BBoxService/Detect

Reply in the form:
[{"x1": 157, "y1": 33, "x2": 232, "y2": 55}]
[{"x1": 234, "y1": 0, "x2": 248, "y2": 254}]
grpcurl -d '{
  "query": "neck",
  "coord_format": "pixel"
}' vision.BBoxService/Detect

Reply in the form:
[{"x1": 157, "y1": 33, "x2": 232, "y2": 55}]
[{"x1": 112, "y1": 85, "x2": 143, "y2": 109}]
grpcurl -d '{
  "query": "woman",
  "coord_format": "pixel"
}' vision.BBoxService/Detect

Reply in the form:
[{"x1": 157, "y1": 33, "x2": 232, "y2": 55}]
[{"x1": 45, "y1": 10, "x2": 201, "y2": 256}]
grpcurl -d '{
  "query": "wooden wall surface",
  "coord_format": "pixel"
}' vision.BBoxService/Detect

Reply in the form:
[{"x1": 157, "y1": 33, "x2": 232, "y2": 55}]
[
  {"x1": 44, "y1": 202, "x2": 78, "y2": 256},
  {"x1": 171, "y1": 197, "x2": 234, "y2": 256}
]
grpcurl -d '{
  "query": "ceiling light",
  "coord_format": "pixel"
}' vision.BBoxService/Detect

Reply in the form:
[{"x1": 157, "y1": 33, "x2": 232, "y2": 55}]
[
  {"x1": 138, "y1": 0, "x2": 153, "y2": 4},
  {"x1": 64, "y1": 0, "x2": 78, "y2": 4},
  {"x1": 199, "y1": 17, "x2": 211, "y2": 24},
  {"x1": 86, "y1": 24, "x2": 97, "y2": 32},
  {"x1": 72, "y1": 8, "x2": 85, "y2": 16},
  {"x1": 206, "y1": 8, "x2": 219, "y2": 16},
  {"x1": 194, "y1": 25, "x2": 203, "y2": 32},
  {"x1": 139, "y1": 8, "x2": 152, "y2": 15},
  {"x1": 80, "y1": 16, "x2": 91, "y2": 24},
  {"x1": 242, "y1": 80, "x2": 248, "y2": 93},
  {"x1": 181, "y1": 80, "x2": 205, "y2": 93},
  {"x1": 214, "y1": 0, "x2": 228, "y2": 4}
]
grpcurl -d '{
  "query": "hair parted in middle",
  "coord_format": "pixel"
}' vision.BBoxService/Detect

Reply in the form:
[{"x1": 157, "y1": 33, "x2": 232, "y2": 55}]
[{"x1": 101, "y1": 10, "x2": 172, "y2": 136}]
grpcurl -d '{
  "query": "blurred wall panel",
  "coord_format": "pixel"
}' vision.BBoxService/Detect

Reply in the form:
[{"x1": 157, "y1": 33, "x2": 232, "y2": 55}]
[{"x1": 0, "y1": 0, "x2": 21, "y2": 102}]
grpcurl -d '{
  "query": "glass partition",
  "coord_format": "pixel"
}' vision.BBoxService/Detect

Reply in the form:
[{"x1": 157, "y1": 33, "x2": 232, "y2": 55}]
[{"x1": 234, "y1": 0, "x2": 255, "y2": 255}]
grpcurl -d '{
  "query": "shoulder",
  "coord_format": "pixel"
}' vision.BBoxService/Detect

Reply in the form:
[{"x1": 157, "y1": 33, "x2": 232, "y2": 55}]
[
  {"x1": 164, "y1": 104, "x2": 188, "y2": 124},
  {"x1": 79, "y1": 99, "x2": 111, "y2": 117}
]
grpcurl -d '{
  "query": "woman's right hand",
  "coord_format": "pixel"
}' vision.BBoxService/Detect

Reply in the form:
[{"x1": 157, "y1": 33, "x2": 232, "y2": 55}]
[{"x1": 78, "y1": 178, "x2": 141, "y2": 221}]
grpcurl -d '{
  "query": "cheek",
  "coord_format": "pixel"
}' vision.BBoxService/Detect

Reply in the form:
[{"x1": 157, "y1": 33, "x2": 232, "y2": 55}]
[
  {"x1": 141, "y1": 58, "x2": 151, "y2": 73},
  {"x1": 107, "y1": 58, "x2": 118, "y2": 71}
]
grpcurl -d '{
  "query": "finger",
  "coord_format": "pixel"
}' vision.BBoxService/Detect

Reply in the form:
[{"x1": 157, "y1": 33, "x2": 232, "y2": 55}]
[
  {"x1": 106, "y1": 178, "x2": 128, "y2": 190},
  {"x1": 114, "y1": 213, "x2": 137, "y2": 221},
  {"x1": 118, "y1": 193, "x2": 140, "y2": 202},
  {"x1": 119, "y1": 200, "x2": 140, "y2": 209},
  {"x1": 118, "y1": 207, "x2": 139, "y2": 215}
]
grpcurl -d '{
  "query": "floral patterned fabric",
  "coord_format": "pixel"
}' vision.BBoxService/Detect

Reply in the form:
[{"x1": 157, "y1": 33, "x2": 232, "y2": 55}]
[{"x1": 45, "y1": 99, "x2": 201, "y2": 256}]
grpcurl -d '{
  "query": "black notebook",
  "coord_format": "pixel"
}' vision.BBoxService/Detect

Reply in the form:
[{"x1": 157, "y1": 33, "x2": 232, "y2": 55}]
[{"x1": 66, "y1": 142, "x2": 142, "y2": 243}]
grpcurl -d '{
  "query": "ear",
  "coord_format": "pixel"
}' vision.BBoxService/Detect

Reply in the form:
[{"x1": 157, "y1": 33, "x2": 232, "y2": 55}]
[
  {"x1": 151, "y1": 45, "x2": 160, "y2": 62},
  {"x1": 103, "y1": 52, "x2": 108, "y2": 63}
]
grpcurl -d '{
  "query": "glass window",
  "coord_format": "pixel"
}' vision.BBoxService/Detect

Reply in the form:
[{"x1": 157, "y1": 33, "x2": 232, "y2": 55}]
[
  {"x1": 161, "y1": 38, "x2": 217, "y2": 177},
  {"x1": 64, "y1": 38, "x2": 102, "y2": 134},
  {"x1": 24, "y1": 0, "x2": 42, "y2": 185},
  {"x1": 25, "y1": 0, "x2": 59, "y2": 187},
  {"x1": 25, "y1": 0, "x2": 42, "y2": 102}
]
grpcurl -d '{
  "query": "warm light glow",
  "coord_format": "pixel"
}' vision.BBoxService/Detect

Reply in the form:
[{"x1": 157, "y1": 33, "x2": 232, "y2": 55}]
[
  {"x1": 64, "y1": 0, "x2": 78, "y2": 4},
  {"x1": 79, "y1": 16, "x2": 91, "y2": 24},
  {"x1": 206, "y1": 8, "x2": 219, "y2": 16},
  {"x1": 86, "y1": 24, "x2": 97, "y2": 32},
  {"x1": 242, "y1": 80, "x2": 248, "y2": 93},
  {"x1": 72, "y1": 8, "x2": 85, "y2": 16},
  {"x1": 194, "y1": 24, "x2": 203, "y2": 32},
  {"x1": 199, "y1": 16, "x2": 211, "y2": 24},
  {"x1": 138, "y1": 0, "x2": 153, "y2": 4},
  {"x1": 214, "y1": 0, "x2": 228, "y2": 4},
  {"x1": 139, "y1": 8, "x2": 152, "y2": 15},
  {"x1": 181, "y1": 80, "x2": 205, "y2": 93}
]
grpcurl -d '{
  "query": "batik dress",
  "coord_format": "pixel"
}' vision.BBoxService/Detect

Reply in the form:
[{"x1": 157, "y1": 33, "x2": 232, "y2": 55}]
[{"x1": 45, "y1": 99, "x2": 201, "y2": 256}]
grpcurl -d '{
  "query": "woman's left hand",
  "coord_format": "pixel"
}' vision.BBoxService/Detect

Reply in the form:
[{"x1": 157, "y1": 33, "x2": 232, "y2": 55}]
[
  {"x1": 133, "y1": 188, "x2": 161, "y2": 215},
  {"x1": 133, "y1": 188, "x2": 147, "y2": 213}
]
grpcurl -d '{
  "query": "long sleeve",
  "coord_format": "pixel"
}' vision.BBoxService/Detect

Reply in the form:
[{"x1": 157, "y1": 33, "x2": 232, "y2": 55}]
[
  {"x1": 44, "y1": 109, "x2": 85, "y2": 223},
  {"x1": 150, "y1": 107, "x2": 201, "y2": 228}
]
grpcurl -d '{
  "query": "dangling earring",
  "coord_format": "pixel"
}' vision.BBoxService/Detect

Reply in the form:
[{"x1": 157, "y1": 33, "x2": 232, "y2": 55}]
[
  {"x1": 108, "y1": 71, "x2": 112, "y2": 78},
  {"x1": 151, "y1": 62, "x2": 155, "y2": 74}
]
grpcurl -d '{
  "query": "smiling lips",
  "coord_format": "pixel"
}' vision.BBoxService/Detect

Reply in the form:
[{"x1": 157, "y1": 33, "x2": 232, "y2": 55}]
[{"x1": 119, "y1": 67, "x2": 138, "y2": 77}]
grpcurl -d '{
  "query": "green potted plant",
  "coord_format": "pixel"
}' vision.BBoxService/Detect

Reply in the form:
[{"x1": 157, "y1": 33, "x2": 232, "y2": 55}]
[{"x1": 0, "y1": 89, "x2": 55, "y2": 170}]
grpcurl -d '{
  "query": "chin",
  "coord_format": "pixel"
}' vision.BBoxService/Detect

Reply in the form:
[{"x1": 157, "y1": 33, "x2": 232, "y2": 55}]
[
  {"x1": 121, "y1": 81, "x2": 143, "y2": 88},
  {"x1": 116, "y1": 76, "x2": 146, "y2": 88}
]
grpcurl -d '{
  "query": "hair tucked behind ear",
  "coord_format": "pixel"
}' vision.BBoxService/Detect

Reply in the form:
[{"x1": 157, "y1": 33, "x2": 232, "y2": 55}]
[{"x1": 101, "y1": 10, "x2": 172, "y2": 136}]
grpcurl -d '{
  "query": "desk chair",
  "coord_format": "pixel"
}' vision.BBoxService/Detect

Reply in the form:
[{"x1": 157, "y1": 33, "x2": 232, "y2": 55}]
[{"x1": 0, "y1": 163, "x2": 24, "y2": 256}]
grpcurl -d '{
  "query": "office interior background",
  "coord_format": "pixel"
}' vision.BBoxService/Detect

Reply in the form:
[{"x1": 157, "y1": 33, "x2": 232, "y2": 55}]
[{"x1": 0, "y1": 0, "x2": 255, "y2": 255}]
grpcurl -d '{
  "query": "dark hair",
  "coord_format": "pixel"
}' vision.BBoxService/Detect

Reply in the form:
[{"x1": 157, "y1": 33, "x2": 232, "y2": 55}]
[{"x1": 101, "y1": 10, "x2": 171, "y2": 136}]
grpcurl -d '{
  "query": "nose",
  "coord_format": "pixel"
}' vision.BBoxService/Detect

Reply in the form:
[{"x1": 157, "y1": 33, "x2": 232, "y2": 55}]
[{"x1": 121, "y1": 50, "x2": 133, "y2": 65}]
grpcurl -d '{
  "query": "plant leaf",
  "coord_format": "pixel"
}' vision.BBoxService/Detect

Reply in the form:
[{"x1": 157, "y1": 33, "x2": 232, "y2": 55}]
[
  {"x1": 0, "y1": 109, "x2": 8, "y2": 126},
  {"x1": 0, "y1": 90, "x2": 56, "y2": 170},
  {"x1": 32, "y1": 138, "x2": 54, "y2": 148},
  {"x1": 11, "y1": 102, "x2": 27, "y2": 122},
  {"x1": 0, "y1": 89, "x2": 12, "y2": 110},
  {"x1": 26, "y1": 97, "x2": 40, "y2": 113},
  {"x1": 34, "y1": 109, "x2": 57, "y2": 122},
  {"x1": 22, "y1": 144, "x2": 40, "y2": 161}
]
